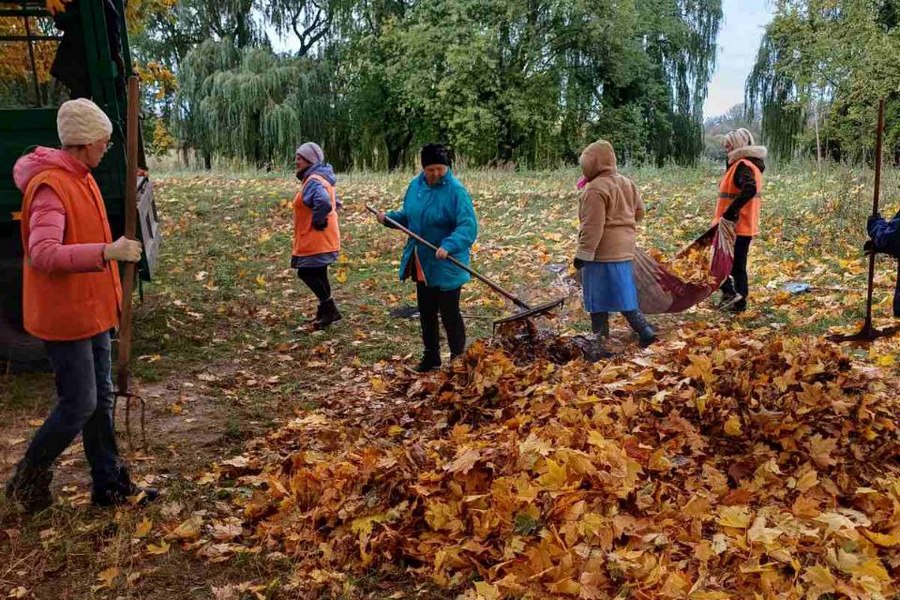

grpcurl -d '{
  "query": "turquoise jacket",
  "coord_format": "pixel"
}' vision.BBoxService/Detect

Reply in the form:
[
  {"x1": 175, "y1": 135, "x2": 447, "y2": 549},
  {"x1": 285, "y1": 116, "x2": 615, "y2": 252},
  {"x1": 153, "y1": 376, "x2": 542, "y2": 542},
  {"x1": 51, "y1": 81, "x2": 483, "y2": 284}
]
[{"x1": 386, "y1": 171, "x2": 478, "y2": 291}]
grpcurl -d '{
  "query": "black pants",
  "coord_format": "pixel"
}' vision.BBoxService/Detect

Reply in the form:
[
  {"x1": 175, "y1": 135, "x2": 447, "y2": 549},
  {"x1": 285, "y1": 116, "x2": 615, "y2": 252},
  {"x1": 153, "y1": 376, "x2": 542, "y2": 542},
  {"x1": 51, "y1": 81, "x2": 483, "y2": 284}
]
[
  {"x1": 297, "y1": 266, "x2": 331, "y2": 302},
  {"x1": 720, "y1": 235, "x2": 752, "y2": 304},
  {"x1": 416, "y1": 284, "x2": 466, "y2": 360}
]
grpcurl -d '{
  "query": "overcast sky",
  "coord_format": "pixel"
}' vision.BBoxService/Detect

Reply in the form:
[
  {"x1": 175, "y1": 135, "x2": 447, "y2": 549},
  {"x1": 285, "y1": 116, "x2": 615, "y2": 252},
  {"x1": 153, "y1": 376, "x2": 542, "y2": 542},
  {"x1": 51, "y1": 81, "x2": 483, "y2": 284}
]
[{"x1": 703, "y1": 0, "x2": 773, "y2": 119}]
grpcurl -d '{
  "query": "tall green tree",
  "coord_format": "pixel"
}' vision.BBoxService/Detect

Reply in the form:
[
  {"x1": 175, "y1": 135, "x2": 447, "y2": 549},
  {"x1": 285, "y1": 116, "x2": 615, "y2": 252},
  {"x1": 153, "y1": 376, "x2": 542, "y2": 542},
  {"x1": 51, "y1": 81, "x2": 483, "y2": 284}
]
[{"x1": 746, "y1": 0, "x2": 900, "y2": 162}]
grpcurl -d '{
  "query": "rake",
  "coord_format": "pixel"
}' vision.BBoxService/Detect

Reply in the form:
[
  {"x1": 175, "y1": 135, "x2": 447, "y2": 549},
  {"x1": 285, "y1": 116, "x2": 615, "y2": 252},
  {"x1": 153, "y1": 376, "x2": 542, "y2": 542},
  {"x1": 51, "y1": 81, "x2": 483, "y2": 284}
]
[
  {"x1": 367, "y1": 205, "x2": 564, "y2": 327},
  {"x1": 828, "y1": 99, "x2": 900, "y2": 343}
]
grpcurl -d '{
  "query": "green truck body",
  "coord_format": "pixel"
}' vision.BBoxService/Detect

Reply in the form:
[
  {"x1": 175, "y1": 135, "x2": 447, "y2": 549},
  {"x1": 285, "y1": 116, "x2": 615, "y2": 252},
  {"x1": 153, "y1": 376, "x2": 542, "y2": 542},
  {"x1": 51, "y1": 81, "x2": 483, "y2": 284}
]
[{"x1": 0, "y1": 0, "x2": 160, "y2": 367}]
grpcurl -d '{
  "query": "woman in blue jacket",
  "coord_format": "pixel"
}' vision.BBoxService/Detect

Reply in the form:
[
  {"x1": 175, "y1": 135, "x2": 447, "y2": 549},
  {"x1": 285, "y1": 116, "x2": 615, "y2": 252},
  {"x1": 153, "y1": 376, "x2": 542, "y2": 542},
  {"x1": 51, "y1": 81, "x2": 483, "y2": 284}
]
[{"x1": 378, "y1": 144, "x2": 478, "y2": 372}]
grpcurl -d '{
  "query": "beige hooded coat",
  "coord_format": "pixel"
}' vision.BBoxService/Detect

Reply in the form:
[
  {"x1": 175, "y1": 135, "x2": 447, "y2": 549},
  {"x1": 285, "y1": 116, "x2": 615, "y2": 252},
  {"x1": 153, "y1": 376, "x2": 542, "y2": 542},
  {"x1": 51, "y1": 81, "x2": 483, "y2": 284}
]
[{"x1": 576, "y1": 140, "x2": 644, "y2": 263}]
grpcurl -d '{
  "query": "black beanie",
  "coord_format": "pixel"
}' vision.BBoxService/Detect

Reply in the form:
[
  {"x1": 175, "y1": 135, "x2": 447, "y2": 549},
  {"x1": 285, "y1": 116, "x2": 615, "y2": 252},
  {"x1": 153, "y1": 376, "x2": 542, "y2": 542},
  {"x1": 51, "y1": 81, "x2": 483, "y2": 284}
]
[{"x1": 420, "y1": 143, "x2": 451, "y2": 168}]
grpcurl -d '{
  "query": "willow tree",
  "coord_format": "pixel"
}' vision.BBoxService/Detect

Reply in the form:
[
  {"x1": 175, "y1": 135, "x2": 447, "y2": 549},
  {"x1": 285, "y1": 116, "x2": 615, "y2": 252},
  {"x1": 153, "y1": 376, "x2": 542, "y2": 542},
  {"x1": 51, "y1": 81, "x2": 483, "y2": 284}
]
[
  {"x1": 639, "y1": 0, "x2": 722, "y2": 165},
  {"x1": 746, "y1": 0, "x2": 900, "y2": 163},
  {"x1": 176, "y1": 40, "x2": 344, "y2": 169},
  {"x1": 745, "y1": 31, "x2": 805, "y2": 161}
]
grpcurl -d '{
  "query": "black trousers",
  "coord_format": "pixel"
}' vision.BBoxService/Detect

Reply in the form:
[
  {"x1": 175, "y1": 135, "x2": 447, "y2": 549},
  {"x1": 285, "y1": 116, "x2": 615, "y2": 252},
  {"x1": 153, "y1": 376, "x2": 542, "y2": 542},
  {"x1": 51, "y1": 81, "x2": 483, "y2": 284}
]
[
  {"x1": 297, "y1": 266, "x2": 331, "y2": 302},
  {"x1": 720, "y1": 235, "x2": 753, "y2": 302},
  {"x1": 416, "y1": 284, "x2": 466, "y2": 360}
]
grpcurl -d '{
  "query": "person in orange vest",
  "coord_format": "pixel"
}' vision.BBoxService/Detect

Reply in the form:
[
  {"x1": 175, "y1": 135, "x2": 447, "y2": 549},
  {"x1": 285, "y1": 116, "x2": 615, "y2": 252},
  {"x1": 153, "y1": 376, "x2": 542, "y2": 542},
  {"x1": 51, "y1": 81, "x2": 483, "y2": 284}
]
[
  {"x1": 5, "y1": 99, "x2": 156, "y2": 513},
  {"x1": 713, "y1": 128, "x2": 767, "y2": 313},
  {"x1": 292, "y1": 142, "x2": 342, "y2": 329}
]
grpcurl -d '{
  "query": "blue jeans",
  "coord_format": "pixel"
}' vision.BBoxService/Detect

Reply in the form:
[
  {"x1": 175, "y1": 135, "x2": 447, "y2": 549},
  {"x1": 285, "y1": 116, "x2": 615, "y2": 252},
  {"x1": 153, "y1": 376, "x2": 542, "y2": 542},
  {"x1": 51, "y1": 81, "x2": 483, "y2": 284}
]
[{"x1": 22, "y1": 330, "x2": 121, "y2": 493}]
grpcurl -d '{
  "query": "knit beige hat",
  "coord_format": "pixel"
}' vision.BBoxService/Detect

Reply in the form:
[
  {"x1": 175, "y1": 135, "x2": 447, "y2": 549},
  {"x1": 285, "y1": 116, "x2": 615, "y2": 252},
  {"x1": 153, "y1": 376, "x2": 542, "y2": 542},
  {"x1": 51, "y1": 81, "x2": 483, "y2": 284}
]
[
  {"x1": 724, "y1": 128, "x2": 754, "y2": 150},
  {"x1": 57, "y1": 98, "x2": 113, "y2": 146}
]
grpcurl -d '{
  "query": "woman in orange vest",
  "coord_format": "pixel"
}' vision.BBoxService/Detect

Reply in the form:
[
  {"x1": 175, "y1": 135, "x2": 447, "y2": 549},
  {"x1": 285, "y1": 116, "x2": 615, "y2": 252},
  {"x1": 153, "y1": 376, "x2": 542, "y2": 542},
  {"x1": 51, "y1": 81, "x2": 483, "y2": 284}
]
[
  {"x1": 5, "y1": 99, "x2": 155, "y2": 513},
  {"x1": 713, "y1": 128, "x2": 767, "y2": 313},
  {"x1": 292, "y1": 142, "x2": 342, "y2": 329}
]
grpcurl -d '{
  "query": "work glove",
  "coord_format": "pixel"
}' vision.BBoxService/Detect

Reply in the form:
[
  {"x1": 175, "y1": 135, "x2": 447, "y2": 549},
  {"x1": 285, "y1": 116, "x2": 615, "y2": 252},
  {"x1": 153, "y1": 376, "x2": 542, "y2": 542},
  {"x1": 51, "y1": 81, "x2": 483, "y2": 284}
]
[
  {"x1": 868, "y1": 213, "x2": 885, "y2": 233},
  {"x1": 573, "y1": 257, "x2": 586, "y2": 270},
  {"x1": 104, "y1": 236, "x2": 142, "y2": 263},
  {"x1": 312, "y1": 219, "x2": 328, "y2": 231},
  {"x1": 864, "y1": 239, "x2": 900, "y2": 258},
  {"x1": 722, "y1": 208, "x2": 739, "y2": 222}
]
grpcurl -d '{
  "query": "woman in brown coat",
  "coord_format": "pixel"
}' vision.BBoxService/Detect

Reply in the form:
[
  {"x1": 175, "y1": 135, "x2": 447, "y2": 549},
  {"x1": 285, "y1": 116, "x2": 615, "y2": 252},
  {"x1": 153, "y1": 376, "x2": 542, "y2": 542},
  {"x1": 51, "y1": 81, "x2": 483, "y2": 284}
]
[{"x1": 574, "y1": 140, "x2": 656, "y2": 347}]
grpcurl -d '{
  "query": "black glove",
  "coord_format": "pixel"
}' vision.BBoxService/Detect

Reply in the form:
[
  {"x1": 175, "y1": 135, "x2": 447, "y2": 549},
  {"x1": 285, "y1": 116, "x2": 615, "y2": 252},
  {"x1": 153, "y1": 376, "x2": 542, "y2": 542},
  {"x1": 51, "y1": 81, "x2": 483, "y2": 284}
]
[
  {"x1": 864, "y1": 240, "x2": 876, "y2": 255},
  {"x1": 573, "y1": 257, "x2": 586, "y2": 270},
  {"x1": 312, "y1": 220, "x2": 328, "y2": 231},
  {"x1": 722, "y1": 208, "x2": 739, "y2": 222}
]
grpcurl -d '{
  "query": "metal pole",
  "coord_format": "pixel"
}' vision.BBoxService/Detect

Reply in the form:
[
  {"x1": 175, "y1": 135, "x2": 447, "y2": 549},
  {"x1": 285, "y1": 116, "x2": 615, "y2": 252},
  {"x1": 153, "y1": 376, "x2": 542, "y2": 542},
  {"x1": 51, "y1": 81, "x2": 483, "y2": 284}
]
[
  {"x1": 862, "y1": 99, "x2": 886, "y2": 330},
  {"x1": 21, "y1": 2, "x2": 43, "y2": 107}
]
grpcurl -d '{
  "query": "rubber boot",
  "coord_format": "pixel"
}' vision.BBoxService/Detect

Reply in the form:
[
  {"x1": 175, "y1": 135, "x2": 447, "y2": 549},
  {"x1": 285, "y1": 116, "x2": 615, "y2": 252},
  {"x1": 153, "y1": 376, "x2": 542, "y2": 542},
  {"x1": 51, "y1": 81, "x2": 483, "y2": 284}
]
[
  {"x1": 5, "y1": 461, "x2": 53, "y2": 514},
  {"x1": 92, "y1": 465, "x2": 158, "y2": 507},
  {"x1": 415, "y1": 351, "x2": 442, "y2": 373},
  {"x1": 590, "y1": 312, "x2": 610, "y2": 338},
  {"x1": 313, "y1": 298, "x2": 342, "y2": 330},
  {"x1": 623, "y1": 310, "x2": 657, "y2": 347}
]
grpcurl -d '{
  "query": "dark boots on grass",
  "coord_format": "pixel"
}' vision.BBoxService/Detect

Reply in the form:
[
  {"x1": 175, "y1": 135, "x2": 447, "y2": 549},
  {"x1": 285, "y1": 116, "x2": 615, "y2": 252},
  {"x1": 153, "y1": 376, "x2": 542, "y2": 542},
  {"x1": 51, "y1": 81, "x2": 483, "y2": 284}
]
[
  {"x1": 6, "y1": 461, "x2": 157, "y2": 514},
  {"x1": 313, "y1": 298, "x2": 342, "y2": 330}
]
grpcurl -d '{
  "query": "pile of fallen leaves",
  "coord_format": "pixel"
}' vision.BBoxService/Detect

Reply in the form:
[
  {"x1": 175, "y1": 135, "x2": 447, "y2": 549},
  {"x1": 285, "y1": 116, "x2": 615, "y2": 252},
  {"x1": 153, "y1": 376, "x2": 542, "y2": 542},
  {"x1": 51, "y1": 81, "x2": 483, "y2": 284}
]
[
  {"x1": 198, "y1": 324, "x2": 900, "y2": 598},
  {"x1": 649, "y1": 246, "x2": 717, "y2": 286}
]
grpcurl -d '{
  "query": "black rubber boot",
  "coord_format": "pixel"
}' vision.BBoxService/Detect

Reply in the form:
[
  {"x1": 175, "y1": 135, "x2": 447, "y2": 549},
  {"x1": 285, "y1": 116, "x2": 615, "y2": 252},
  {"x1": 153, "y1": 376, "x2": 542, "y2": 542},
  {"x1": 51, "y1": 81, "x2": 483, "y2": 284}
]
[
  {"x1": 313, "y1": 298, "x2": 342, "y2": 330},
  {"x1": 623, "y1": 310, "x2": 657, "y2": 347},
  {"x1": 92, "y1": 466, "x2": 158, "y2": 508},
  {"x1": 5, "y1": 461, "x2": 53, "y2": 514},
  {"x1": 415, "y1": 352, "x2": 442, "y2": 373},
  {"x1": 590, "y1": 312, "x2": 610, "y2": 338}
]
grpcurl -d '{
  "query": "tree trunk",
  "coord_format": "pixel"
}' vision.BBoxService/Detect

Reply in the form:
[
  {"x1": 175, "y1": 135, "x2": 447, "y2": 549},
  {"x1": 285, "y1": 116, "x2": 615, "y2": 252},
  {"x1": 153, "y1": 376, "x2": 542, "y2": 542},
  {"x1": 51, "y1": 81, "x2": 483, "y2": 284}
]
[
  {"x1": 386, "y1": 130, "x2": 413, "y2": 171},
  {"x1": 812, "y1": 98, "x2": 822, "y2": 168},
  {"x1": 180, "y1": 144, "x2": 189, "y2": 168}
]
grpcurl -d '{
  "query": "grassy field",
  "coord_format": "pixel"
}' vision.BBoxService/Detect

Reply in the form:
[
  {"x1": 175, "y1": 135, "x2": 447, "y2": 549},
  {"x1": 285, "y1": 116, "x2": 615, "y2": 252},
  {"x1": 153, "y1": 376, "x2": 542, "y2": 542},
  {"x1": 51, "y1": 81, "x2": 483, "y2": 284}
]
[{"x1": 1, "y1": 161, "x2": 899, "y2": 599}]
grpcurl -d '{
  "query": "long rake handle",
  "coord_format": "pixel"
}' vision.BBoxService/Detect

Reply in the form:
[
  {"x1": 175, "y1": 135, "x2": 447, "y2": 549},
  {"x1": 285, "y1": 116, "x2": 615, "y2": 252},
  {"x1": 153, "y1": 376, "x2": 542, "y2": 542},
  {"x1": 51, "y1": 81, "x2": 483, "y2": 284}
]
[
  {"x1": 863, "y1": 99, "x2": 886, "y2": 329},
  {"x1": 366, "y1": 204, "x2": 531, "y2": 310},
  {"x1": 116, "y1": 76, "x2": 140, "y2": 395}
]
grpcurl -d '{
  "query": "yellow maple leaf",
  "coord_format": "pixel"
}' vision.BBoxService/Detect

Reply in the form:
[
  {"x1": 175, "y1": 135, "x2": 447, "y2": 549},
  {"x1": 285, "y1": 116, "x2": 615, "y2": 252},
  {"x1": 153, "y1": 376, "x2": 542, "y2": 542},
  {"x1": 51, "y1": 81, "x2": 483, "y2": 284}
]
[
  {"x1": 850, "y1": 558, "x2": 890, "y2": 582},
  {"x1": 95, "y1": 566, "x2": 119, "y2": 590},
  {"x1": 146, "y1": 540, "x2": 171, "y2": 555},
  {"x1": 648, "y1": 448, "x2": 673, "y2": 472},
  {"x1": 167, "y1": 516, "x2": 203, "y2": 542},
  {"x1": 134, "y1": 517, "x2": 153, "y2": 539},
  {"x1": 717, "y1": 505, "x2": 753, "y2": 529},
  {"x1": 795, "y1": 469, "x2": 819, "y2": 493},
  {"x1": 537, "y1": 459, "x2": 568, "y2": 491},
  {"x1": 806, "y1": 435, "x2": 838, "y2": 468},
  {"x1": 473, "y1": 581, "x2": 501, "y2": 600},
  {"x1": 862, "y1": 528, "x2": 900, "y2": 548},
  {"x1": 350, "y1": 514, "x2": 388, "y2": 539},
  {"x1": 801, "y1": 565, "x2": 836, "y2": 592}
]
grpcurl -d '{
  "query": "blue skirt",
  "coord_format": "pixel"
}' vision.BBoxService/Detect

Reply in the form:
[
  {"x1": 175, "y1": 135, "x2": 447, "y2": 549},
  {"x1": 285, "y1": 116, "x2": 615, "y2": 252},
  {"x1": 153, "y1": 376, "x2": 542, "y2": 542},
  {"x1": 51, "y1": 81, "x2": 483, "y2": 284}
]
[{"x1": 582, "y1": 260, "x2": 639, "y2": 313}]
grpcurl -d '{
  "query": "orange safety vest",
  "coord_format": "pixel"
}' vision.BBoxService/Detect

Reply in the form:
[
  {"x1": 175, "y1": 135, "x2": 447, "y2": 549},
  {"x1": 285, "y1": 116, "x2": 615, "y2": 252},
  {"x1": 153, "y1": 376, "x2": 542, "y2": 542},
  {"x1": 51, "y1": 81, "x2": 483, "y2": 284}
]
[
  {"x1": 20, "y1": 169, "x2": 122, "y2": 341},
  {"x1": 713, "y1": 158, "x2": 763, "y2": 237},
  {"x1": 292, "y1": 174, "x2": 341, "y2": 257}
]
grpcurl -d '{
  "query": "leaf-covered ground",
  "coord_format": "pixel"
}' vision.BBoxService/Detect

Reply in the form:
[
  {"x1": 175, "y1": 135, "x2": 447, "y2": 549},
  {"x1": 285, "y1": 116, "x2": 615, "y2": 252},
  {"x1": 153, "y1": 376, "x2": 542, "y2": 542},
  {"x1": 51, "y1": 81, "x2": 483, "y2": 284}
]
[{"x1": 1, "y1": 163, "x2": 899, "y2": 599}]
